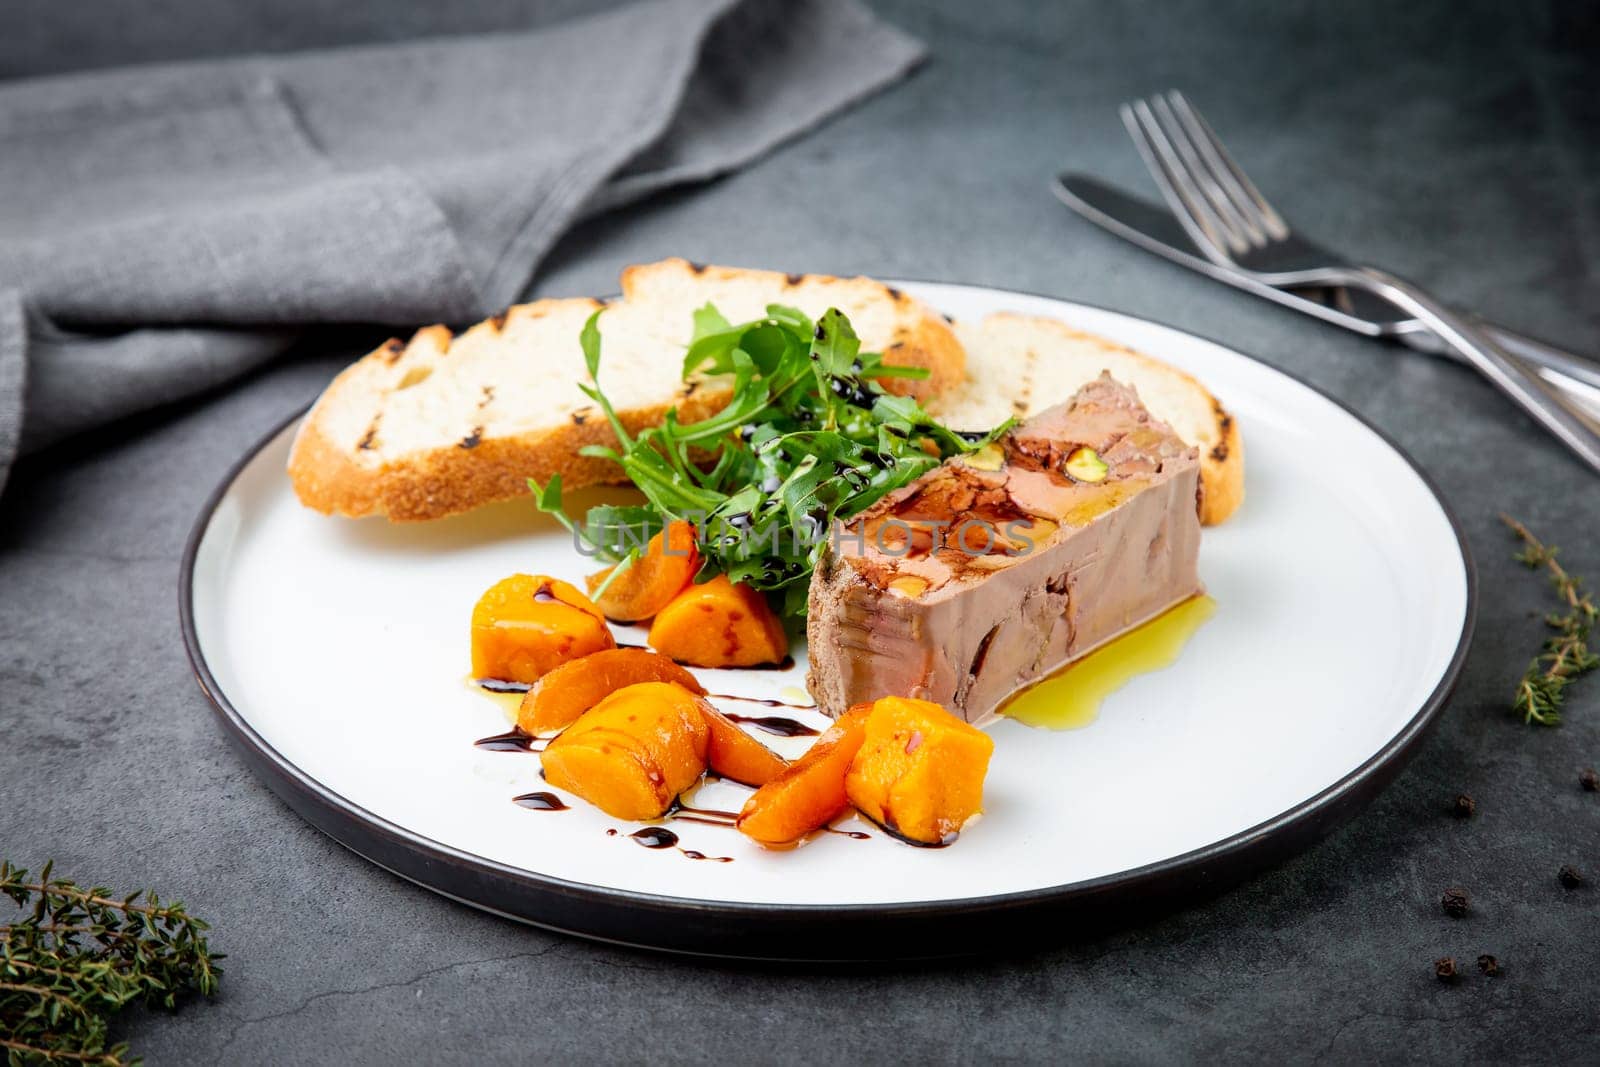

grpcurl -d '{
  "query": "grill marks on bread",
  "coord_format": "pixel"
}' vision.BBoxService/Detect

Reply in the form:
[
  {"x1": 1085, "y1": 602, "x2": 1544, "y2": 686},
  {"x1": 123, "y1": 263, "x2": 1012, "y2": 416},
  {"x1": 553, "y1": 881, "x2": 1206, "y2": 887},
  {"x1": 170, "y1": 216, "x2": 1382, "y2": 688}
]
[{"x1": 288, "y1": 260, "x2": 966, "y2": 521}]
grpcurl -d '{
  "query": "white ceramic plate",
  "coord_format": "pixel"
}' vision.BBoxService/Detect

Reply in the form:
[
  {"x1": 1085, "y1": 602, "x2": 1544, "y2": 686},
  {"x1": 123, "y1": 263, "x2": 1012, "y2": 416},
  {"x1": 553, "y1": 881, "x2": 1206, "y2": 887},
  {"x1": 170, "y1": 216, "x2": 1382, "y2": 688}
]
[{"x1": 182, "y1": 282, "x2": 1473, "y2": 958}]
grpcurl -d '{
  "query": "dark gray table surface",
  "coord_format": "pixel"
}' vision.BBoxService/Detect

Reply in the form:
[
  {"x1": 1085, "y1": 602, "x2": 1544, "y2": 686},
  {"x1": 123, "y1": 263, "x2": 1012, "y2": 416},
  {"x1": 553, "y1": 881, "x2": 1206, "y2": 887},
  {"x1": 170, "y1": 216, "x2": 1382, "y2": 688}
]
[{"x1": 4, "y1": 1, "x2": 1598, "y2": 1062}]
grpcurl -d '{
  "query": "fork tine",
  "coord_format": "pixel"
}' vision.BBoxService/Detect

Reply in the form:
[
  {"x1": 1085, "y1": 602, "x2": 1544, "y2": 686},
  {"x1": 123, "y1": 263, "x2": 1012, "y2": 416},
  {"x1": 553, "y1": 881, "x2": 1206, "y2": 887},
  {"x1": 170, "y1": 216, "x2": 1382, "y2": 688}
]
[
  {"x1": 1149, "y1": 94, "x2": 1266, "y2": 248},
  {"x1": 1121, "y1": 99, "x2": 1248, "y2": 258},
  {"x1": 1166, "y1": 91, "x2": 1289, "y2": 241}
]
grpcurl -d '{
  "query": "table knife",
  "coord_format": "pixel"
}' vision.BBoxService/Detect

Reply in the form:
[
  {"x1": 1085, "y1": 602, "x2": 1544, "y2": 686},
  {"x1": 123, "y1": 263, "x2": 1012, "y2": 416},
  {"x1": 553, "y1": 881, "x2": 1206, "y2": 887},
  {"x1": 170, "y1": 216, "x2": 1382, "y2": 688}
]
[{"x1": 1053, "y1": 173, "x2": 1600, "y2": 412}]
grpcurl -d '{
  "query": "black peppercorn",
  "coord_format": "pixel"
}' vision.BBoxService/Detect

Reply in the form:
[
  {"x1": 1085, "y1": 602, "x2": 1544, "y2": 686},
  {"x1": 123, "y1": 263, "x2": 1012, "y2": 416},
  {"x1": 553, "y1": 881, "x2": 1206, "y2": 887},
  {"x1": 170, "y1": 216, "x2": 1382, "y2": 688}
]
[
  {"x1": 1558, "y1": 865, "x2": 1583, "y2": 889},
  {"x1": 1477, "y1": 954, "x2": 1500, "y2": 977},
  {"x1": 1452, "y1": 793, "x2": 1475, "y2": 818},
  {"x1": 1441, "y1": 887, "x2": 1470, "y2": 917},
  {"x1": 1434, "y1": 956, "x2": 1458, "y2": 982},
  {"x1": 1581, "y1": 768, "x2": 1599, "y2": 792}
]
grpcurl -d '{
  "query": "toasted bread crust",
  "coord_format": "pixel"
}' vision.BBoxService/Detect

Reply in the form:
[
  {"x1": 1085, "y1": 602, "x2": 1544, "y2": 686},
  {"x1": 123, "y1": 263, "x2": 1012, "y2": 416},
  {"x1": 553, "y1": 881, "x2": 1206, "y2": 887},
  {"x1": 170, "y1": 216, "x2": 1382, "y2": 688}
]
[
  {"x1": 1029, "y1": 313, "x2": 1240, "y2": 526},
  {"x1": 993, "y1": 313, "x2": 1241, "y2": 526},
  {"x1": 289, "y1": 373, "x2": 734, "y2": 522},
  {"x1": 289, "y1": 261, "x2": 967, "y2": 522},
  {"x1": 286, "y1": 403, "x2": 384, "y2": 518},
  {"x1": 1199, "y1": 397, "x2": 1244, "y2": 527},
  {"x1": 934, "y1": 312, "x2": 1244, "y2": 526},
  {"x1": 287, "y1": 267, "x2": 1239, "y2": 526},
  {"x1": 620, "y1": 258, "x2": 965, "y2": 400}
]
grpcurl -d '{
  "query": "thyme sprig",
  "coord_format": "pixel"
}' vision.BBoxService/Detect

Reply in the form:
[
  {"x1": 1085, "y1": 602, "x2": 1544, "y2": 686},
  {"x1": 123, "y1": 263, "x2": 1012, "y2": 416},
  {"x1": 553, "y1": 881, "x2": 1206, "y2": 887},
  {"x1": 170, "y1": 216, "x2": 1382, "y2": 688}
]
[
  {"x1": 1501, "y1": 513, "x2": 1598, "y2": 726},
  {"x1": 1, "y1": 861, "x2": 222, "y2": 1066},
  {"x1": 530, "y1": 303, "x2": 1011, "y2": 617}
]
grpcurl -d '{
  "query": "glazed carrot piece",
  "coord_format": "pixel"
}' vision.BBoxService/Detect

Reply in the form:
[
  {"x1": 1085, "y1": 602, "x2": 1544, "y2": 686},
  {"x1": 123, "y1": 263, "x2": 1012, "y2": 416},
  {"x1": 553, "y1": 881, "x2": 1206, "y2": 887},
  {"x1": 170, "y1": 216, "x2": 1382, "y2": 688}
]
[
  {"x1": 519, "y1": 648, "x2": 704, "y2": 735},
  {"x1": 736, "y1": 705, "x2": 872, "y2": 847},
  {"x1": 541, "y1": 681, "x2": 710, "y2": 820},
  {"x1": 844, "y1": 696, "x2": 995, "y2": 846},
  {"x1": 701, "y1": 706, "x2": 788, "y2": 787},
  {"x1": 586, "y1": 521, "x2": 700, "y2": 622},
  {"x1": 648, "y1": 575, "x2": 788, "y2": 668},
  {"x1": 470, "y1": 574, "x2": 614, "y2": 685}
]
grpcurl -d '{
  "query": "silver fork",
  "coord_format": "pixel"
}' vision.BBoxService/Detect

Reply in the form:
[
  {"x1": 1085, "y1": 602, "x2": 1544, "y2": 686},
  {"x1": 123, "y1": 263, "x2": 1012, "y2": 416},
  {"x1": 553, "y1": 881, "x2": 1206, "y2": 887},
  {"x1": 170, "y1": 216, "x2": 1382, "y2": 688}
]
[{"x1": 1122, "y1": 90, "x2": 1600, "y2": 477}]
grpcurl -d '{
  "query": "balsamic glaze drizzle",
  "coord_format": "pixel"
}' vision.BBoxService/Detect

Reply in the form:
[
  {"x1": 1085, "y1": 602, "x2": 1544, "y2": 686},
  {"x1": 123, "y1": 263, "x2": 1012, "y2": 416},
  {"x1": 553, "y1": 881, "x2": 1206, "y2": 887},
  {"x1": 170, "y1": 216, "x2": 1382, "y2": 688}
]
[
  {"x1": 613, "y1": 825, "x2": 733, "y2": 862},
  {"x1": 672, "y1": 814, "x2": 737, "y2": 829},
  {"x1": 823, "y1": 827, "x2": 872, "y2": 840},
  {"x1": 629, "y1": 826, "x2": 679, "y2": 848},
  {"x1": 740, "y1": 655, "x2": 797, "y2": 672},
  {"x1": 476, "y1": 661, "x2": 861, "y2": 862},
  {"x1": 708, "y1": 691, "x2": 819, "y2": 712},
  {"x1": 476, "y1": 678, "x2": 531, "y2": 694},
  {"x1": 475, "y1": 728, "x2": 543, "y2": 753},
  {"x1": 718, "y1": 712, "x2": 819, "y2": 738},
  {"x1": 512, "y1": 792, "x2": 567, "y2": 810},
  {"x1": 670, "y1": 801, "x2": 739, "y2": 824}
]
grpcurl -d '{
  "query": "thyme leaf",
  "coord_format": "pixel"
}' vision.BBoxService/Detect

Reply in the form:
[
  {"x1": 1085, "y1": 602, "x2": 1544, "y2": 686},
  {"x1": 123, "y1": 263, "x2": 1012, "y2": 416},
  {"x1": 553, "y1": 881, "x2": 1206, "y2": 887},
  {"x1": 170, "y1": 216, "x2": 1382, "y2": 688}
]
[
  {"x1": 1, "y1": 861, "x2": 222, "y2": 1066},
  {"x1": 1502, "y1": 513, "x2": 1597, "y2": 726}
]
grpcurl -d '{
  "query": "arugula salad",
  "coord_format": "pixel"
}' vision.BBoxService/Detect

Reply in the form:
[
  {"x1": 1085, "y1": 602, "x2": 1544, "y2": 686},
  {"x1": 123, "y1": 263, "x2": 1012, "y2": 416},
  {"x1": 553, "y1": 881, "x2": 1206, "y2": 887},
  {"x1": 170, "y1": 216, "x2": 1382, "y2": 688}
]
[{"x1": 529, "y1": 304, "x2": 1010, "y2": 617}]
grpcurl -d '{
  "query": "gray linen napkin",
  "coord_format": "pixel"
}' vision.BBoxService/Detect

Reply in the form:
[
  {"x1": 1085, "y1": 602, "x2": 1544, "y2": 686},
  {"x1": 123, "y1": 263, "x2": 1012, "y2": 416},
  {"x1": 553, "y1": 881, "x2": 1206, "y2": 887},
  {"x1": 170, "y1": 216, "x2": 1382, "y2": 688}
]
[{"x1": 0, "y1": 0, "x2": 923, "y2": 492}]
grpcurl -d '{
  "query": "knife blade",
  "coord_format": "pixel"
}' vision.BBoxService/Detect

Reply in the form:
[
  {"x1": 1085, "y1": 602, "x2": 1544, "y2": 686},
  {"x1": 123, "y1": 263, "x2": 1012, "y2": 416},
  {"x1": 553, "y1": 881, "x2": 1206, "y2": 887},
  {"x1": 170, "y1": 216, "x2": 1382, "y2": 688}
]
[{"x1": 1053, "y1": 173, "x2": 1600, "y2": 404}]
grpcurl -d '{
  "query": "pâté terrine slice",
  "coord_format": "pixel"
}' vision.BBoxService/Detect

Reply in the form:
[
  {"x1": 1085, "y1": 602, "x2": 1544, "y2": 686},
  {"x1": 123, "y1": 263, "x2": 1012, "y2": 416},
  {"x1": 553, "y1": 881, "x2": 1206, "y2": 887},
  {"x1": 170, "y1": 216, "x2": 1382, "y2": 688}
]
[{"x1": 806, "y1": 373, "x2": 1205, "y2": 724}]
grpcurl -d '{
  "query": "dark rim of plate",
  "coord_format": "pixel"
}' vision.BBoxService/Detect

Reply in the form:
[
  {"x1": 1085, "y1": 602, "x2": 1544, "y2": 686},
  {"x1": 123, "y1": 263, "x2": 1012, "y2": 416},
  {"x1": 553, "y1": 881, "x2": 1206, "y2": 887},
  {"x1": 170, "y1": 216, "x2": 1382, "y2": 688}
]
[{"x1": 177, "y1": 282, "x2": 1478, "y2": 961}]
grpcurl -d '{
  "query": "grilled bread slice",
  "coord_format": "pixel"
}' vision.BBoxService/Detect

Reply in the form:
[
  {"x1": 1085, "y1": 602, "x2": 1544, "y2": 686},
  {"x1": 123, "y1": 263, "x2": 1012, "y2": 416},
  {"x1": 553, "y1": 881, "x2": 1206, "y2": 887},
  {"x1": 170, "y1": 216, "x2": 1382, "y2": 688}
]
[
  {"x1": 929, "y1": 312, "x2": 1243, "y2": 525},
  {"x1": 288, "y1": 260, "x2": 965, "y2": 522},
  {"x1": 618, "y1": 258, "x2": 963, "y2": 397}
]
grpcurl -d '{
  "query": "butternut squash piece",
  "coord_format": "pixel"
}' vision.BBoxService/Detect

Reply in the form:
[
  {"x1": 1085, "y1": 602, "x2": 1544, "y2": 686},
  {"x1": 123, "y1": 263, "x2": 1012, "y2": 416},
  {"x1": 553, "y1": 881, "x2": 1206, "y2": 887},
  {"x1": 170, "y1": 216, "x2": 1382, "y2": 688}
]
[
  {"x1": 701, "y1": 706, "x2": 788, "y2": 787},
  {"x1": 470, "y1": 574, "x2": 613, "y2": 685},
  {"x1": 537, "y1": 730, "x2": 665, "y2": 822},
  {"x1": 736, "y1": 705, "x2": 872, "y2": 847},
  {"x1": 845, "y1": 696, "x2": 995, "y2": 846},
  {"x1": 541, "y1": 681, "x2": 711, "y2": 820},
  {"x1": 648, "y1": 575, "x2": 787, "y2": 668},
  {"x1": 586, "y1": 521, "x2": 700, "y2": 622},
  {"x1": 518, "y1": 648, "x2": 704, "y2": 735}
]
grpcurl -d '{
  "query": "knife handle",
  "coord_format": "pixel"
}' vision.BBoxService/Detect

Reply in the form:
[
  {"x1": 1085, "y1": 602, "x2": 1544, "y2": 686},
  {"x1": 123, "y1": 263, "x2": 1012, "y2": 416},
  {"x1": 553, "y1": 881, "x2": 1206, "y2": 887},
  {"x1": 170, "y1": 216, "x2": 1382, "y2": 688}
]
[
  {"x1": 1353, "y1": 267, "x2": 1600, "y2": 475},
  {"x1": 1479, "y1": 323, "x2": 1600, "y2": 392},
  {"x1": 1398, "y1": 319, "x2": 1600, "y2": 420}
]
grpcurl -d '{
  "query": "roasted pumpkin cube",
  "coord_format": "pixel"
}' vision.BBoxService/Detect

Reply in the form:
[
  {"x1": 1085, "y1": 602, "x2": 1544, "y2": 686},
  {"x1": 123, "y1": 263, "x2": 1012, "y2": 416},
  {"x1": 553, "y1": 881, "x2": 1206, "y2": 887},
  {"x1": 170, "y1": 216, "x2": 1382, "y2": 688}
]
[
  {"x1": 470, "y1": 574, "x2": 614, "y2": 684},
  {"x1": 701, "y1": 706, "x2": 788, "y2": 787},
  {"x1": 736, "y1": 704, "x2": 872, "y2": 847},
  {"x1": 538, "y1": 729, "x2": 666, "y2": 822},
  {"x1": 586, "y1": 520, "x2": 700, "y2": 622},
  {"x1": 541, "y1": 681, "x2": 709, "y2": 819},
  {"x1": 519, "y1": 648, "x2": 704, "y2": 735},
  {"x1": 845, "y1": 696, "x2": 994, "y2": 846},
  {"x1": 648, "y1": 575, "x2": 787, "y2": 668}
]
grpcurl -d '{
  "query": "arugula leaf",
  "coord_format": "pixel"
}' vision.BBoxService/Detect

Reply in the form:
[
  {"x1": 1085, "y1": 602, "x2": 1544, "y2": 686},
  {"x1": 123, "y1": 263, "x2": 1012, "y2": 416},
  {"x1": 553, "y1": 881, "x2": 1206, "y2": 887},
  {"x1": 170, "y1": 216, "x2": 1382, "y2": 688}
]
[
  {"x1": 579, "y1": 310, "x2": 604, "y2": 379},
  {"x1": 808, "y1": 307, "x2": 860, "y2": 379},
  {"x1": 578, "y1": 309, "x2": 635, "y2": 453},
  {"x1": 527, "y1": 473, "x2": 569, "y2": 525},
  {"x1": 862, "y1": 363, "x2": 931, "y2": 380},
  {"x1": 691, "y1": 302, "x2": 731, "y2": 342}
]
